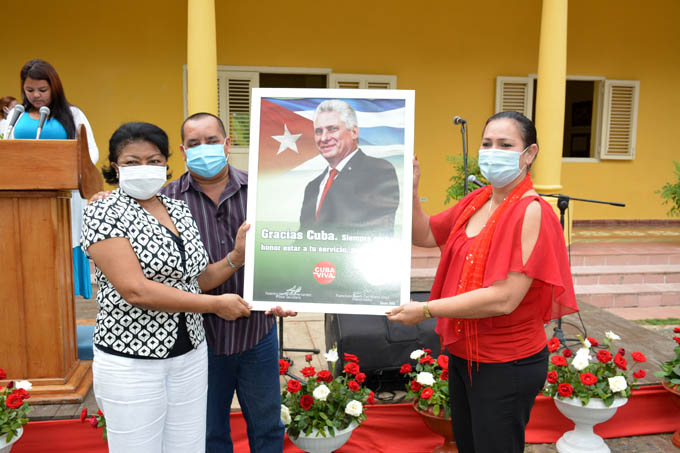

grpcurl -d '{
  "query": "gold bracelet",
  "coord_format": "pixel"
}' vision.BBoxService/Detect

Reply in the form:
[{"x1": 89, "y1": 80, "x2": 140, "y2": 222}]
[
  {"x1": 423, "y1": 302, "x2": 432, "y2": 319},
  {"x1": 226, "y1": 252, "x2": 243, "y2": 269}
]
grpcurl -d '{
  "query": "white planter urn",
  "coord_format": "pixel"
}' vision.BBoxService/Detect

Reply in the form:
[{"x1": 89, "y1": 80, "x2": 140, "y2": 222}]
[
  {"x1": 288, "y1": 421, "x2": 358, "y2": 453},
  {"x1": 0, "y1": 428, "x2": 23, "y2": 453},
  {"x1": 553, "y1": 397, "x2": 628, "y2": 453}
]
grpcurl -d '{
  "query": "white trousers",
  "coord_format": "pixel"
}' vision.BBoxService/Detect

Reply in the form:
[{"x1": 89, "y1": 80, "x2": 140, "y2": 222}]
[{"x1": 92, "y1": 341, "x2": 208, "y2": 453}]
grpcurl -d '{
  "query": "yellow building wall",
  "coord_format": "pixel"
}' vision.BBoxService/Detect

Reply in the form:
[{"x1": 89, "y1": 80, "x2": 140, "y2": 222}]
[{"x1": 2, "y1": 0, "x2": 678, "y2": 220}]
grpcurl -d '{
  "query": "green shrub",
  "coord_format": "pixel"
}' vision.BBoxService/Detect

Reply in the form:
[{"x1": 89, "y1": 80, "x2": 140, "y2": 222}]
[
  {"x1": 657, "y1": 161, "x2": 680, "y2": 217},
  {"x1": 444, "y1": 155, "x2": 488, "y2": 204}
]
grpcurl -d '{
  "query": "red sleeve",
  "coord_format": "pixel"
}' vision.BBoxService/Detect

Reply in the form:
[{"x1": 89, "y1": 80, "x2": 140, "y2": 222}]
[
  {"x1": 483, "y1": 197, "x2": 578, "y2": 322},
  {"x1": 429, "y1": 189, "x2": 482, "y2": 249}
]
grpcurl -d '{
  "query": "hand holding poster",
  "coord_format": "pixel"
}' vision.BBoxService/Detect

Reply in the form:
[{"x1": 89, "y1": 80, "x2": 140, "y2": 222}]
[{"x1": 244, "y1": 88, "x2": 414, "y2": 314}]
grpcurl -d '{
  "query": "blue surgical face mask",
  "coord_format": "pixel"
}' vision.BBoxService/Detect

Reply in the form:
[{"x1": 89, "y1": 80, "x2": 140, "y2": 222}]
[
  {"x1": 184, "y1": 142, "x2": 227, "y2": 178},
  {"x1": 478, "y1": 147, "x2": 528, "y2": 188}
]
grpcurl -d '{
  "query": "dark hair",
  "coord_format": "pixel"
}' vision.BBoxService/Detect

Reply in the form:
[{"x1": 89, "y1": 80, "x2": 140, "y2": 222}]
[
  {"x1": 180, "y1": 112, "x2": 227, "y2": 142},
  {"x1": 20, "y1": 59, "x2": 76, "y2": 138},
  {"x1": 0, "y1": 96, "x2": 17, "y2": 119},
  {"x1": 102, "y1": 122, "x2": 171, "y2": 184},
  {"x1": 484, "y1": 111, "x2": 538, "y2": 149}
]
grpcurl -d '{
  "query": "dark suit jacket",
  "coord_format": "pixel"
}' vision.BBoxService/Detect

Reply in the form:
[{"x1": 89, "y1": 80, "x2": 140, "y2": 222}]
[{"x1": 299, "y1": 149, "x2": 400, "y2": 233}]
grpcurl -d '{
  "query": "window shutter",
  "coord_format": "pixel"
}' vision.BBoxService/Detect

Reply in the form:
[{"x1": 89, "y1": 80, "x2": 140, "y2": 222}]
[
  {"x1": 329, "y1": 73, "x2": 397, "y2": 89},
  {"x1": 495, "y1": 76, "x2": 533, "y2": 118},
  {"x1": 217, "y1": 70, "x2": 259, "y2": 150},
  {"x1": 599, "y1": 80, "x2": 639, "y2": 160}
]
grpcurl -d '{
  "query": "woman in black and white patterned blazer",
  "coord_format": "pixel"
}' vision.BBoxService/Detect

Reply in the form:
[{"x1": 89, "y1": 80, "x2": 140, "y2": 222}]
[{"x1": 81, "y1": 122, "x2": 250, "y2": 453}]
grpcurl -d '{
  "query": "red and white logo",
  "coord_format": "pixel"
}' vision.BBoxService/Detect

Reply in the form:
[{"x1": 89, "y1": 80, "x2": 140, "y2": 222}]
[{"x1": 313, "y1": 261, "x2": 336, "y2": 285}]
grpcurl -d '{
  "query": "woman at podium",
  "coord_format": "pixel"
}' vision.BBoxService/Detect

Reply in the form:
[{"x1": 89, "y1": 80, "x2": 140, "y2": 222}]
[
  {"x1": 9, "y1": 59, "x2": 99, "y2": 298},
  {"x1": 81, "y1": 122, "x2": 251, "y2": 453},
  {"x1": 388, "y1": 112, "x2": 578, "y2": 453}
]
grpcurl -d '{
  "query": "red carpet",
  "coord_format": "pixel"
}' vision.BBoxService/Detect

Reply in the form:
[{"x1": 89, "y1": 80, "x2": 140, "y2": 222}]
[{"x1": 11, "y1": 385, "x2": 679, "y2": 452}]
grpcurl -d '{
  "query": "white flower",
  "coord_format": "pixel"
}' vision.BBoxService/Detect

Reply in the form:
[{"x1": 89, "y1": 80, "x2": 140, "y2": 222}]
[
  {"x1": 345, "y1": 400, "x2": 363, "y2": 417},
  {"x1": 416, "y1": 371, "x2": 435, "y2": 386},
  {"x1": 280, "y1": 405, "x2": 291, "y2": 425},
  {"x1": 313, "y1": 384, "x2": 331, "y2": 402},
  {"x1": 572, "y1": 351, "x2": 590, "y2": 371},
  {"x1": 583, "y1": 338, "x2": 592, "y2": 348},
  {"x1": 605, "y1": 331, "x2": 621, "y2": 341},
  {"x1": 324, "y1": 349, "x2": 339, "y2": 363},
  {"x1": 608, "y1": 376, "x2": 628, "y2": 393},
  {"x1": 410, "y1": 349, "x2": 425, "y2": 360},
  {"x1": 15, "y1": 380, "x2": 32, "y2": 391}
]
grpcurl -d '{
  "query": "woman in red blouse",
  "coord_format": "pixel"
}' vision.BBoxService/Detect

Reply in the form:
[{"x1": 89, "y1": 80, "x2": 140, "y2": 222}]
[{"x1": 388, "y1": 111, "x2": 578, "y2": 453}]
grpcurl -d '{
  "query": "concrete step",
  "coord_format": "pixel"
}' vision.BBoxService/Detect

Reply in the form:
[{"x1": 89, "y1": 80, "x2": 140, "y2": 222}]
[
  {"x1": 571, "y1": 264, "x2": 680, "y2": 285},
  {"x1": 568, "y1": 242, "x2": 680, "y2": 266},
  {"x1": 575, "y1": 283, "x2": 680, "y2": 308}
]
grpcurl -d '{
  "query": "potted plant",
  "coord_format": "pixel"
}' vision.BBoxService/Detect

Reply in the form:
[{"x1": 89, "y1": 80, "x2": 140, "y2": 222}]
[
  {"x1": 400, "y1": 349, "x2": 457, "y2": 452},
  {"x1": 656, "y1": 161, "x2": 680, "y2": 217},
  {"x1": 543, "y1": 332, "x2": 646, "y2": 453},
  {"x1": 653, "y1": 327, "x2": 680, "y2": 447},
  {"x1": 280, "y1": 349, "x2": 374, "y2": 453},
  {"x1": 0, "y1": 368, "x2": 32, "y2": 453}
]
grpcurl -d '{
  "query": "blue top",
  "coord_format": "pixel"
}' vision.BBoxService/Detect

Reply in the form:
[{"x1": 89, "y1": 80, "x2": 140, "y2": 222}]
[{"x1": 14, "y1": 112, "x2": 68, "y2": 139}]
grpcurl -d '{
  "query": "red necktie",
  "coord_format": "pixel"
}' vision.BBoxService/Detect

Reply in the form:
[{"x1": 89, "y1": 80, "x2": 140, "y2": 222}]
[{"x1": 316, "y1": 168, "x2": 338, "y2": 221}]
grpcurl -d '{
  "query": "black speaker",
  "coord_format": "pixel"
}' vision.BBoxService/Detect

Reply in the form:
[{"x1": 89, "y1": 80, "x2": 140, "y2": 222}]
[{"x1": 324, "y1": 292, "x2": 441, "y2": 392}]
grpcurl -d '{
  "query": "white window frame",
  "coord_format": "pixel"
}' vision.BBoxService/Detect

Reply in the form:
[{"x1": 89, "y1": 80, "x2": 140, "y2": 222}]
[
  {"x1": 495, "y1": 74, "x2": 638, "y2": 162},
  {"x1": 329, "y1": 73, "x2": 397, "y2": 89}
]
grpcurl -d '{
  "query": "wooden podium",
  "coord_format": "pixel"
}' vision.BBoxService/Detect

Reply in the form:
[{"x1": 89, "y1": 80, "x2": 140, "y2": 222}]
[{"x1": 0, "y1": 125, "x2": 102, "y2": 404}]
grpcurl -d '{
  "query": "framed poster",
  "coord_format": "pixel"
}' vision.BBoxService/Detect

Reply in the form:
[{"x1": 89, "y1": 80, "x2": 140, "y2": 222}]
[{"x1": 244, "y1": 88, "x2": 414, "y2": 314}]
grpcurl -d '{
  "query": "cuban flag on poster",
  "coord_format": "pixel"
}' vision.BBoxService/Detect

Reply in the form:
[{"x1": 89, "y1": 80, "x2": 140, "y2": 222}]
[{"x1": 251, "y1": 89, "x2": 408, "y2": 226}]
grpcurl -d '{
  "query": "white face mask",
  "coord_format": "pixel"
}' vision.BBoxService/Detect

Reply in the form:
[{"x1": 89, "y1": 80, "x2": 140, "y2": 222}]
[{"x1": 118, "y1": 165, "x2": 167, "y2": 200}]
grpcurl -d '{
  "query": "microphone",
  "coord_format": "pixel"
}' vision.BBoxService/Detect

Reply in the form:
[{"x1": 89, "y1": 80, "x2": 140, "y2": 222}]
[
  {"x1": 4, "y1": 105, "x2": 25, "y2": 139},
  {"x1": 35, "y1": 106, "x2": 50, "y2": 139},
  {"x1": 453, "y1": 116, "x2": 467, "y2": 125},
  {"x1": 467, "y1": 174, "x2": 485, "y2": 188}
]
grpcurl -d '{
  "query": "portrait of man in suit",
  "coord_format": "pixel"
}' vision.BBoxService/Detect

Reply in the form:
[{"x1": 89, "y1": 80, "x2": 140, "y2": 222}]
[{"x1": 299, "y1": 99, "x2": 400, "y2": 234}]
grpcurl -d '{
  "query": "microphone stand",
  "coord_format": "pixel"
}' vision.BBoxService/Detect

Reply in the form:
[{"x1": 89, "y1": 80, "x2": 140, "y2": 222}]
[
  {"x1": 537, "y1": 193, "x2": 625, "y2": 348},
  {"x1": 456, "y1": 121, "x2": 469, "y2": 195}
]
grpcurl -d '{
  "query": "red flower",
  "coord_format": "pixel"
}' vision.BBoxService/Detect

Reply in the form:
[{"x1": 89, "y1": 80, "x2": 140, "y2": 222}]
[
  {"x1": 674, "y1": 327, "x2": 680, "y2": 333},
  {"x1": 80, "y1": 408, "x2": 88, "y2": 422},
  {"x1": 562, "y1": 349, "x2": 573, "y2": 358},
  {"x1": 301, "y1": 366, "x2": 316, "y2": 378},
  {"x1": 400, "y1": 364, "x2": 412, "y2": 374},
  {"x1": 548, "y1": 337, "x2": 561, "y2": 353},
  {"x1": 410, "y1": 381, "x2": 422, "y2": 393},
  {"x1": 355, "y1": 372, "x2": 366, "y2": 384},
  {"x1": 13, "y1": 388, "x2": 29, "y2": 401},
  {"x1": 367, "y1": 391, "x2": 376, "y2": 404},
  {"x1": 287, "y1": 380, "x2": 302, "y2": 394},
  {"x1": 614, "y1": 353, "x2": 627, "y2": 371},
  {"x1": 632, "y1": 352, "x2": 647, "y2": 363},
  {"x1": 419, "y1": 355, "x2": 435, "y2": 365},
  {"x1": 420, "y1": 388, "x2": 434, "y2": 400},
  {"x1": 597, "y1": 350, "x2": 612, "y2": 363},
  {"x1": 618, "y1": 348, "x2": 626, "y2": 356},
  {"x1": 97, "y1": 409, "x2": 104, "y2": 417},
  {"x1": 344, "y1": 362, "x2": 360, "y2": 375},
  {"x1": 344, "y1": 353, "x2": 360, "y2": 363},
  {"x1": 423, "y1": 348, "x2": 432, "y2": 355},
  {"x1": 348, "y1": 380, "x2": 360, "y2": 392},
  {"x1": 6, "y1": 381, "x2": 13, "y2": 389},
  {"x1": 633, "y1": 369, "x2": 647, "y2": 379},
  {"x1": 316, "y1": 370, "x2": 333, "y2": 383},
  {"x1": 437, "y1": 355, "x2": 449, "y2": 369},
  {"x1": 580, "y1": 373, "x2": 597, "y2": 386},
  {"x1": 557, "y1": 383, "x2": 574, "y2": 397},
  {"x1": 87, "y1": 417, "x2": 99, "y2": 428},
  {"x1": 440, "y1": 370, "x2": 449, "y2": 381},
  {"x1": 551, "y1": 356, "x2": 568, "y2": 366},
  {"x1": 300, "y1": 394, "x2": 314, "y2": 410},
  {"x1": 674, "y1": 337, "x2": 680, "y2": 344},
  {"x1": 279, "y1": 359, "x2": 290, "y2": 376},
  {"x1": 0, "y1": 368, "x2": 5, "y2": 380},
  {"x1": 5, "y1": 392, "x2": 23, "y2": 409},
  {"x1": 586, "y1": 337, "x2": 599, "y2": 347},
  {"x1": 305, "y1": 354, "x2": 313, "y2": 362},
  {"x1": 547, "y1": 371, "x2": 558, "y2": 384}
]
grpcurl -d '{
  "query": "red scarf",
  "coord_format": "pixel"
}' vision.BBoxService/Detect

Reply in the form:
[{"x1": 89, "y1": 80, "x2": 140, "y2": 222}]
[{"x1": 438, "y1": 174, "x2": 534, "y2": 370}]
